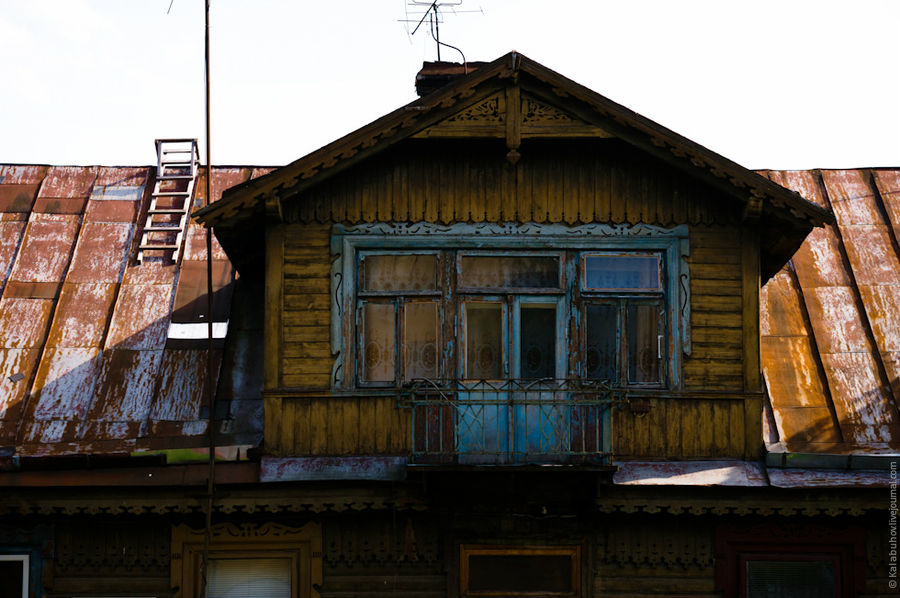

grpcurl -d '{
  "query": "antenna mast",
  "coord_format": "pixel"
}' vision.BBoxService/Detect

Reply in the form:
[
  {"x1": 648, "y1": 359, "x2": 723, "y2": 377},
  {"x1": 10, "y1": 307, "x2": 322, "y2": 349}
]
[{"x1": 403, "y1": 0, "x2": 480, "y2": 64}]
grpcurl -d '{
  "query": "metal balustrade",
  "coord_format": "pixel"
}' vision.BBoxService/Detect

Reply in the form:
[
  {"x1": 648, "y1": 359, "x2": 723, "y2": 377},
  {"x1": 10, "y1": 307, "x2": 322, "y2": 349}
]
[{"x1": 399, "y1": 379, "x2": 622, "y2": 465}]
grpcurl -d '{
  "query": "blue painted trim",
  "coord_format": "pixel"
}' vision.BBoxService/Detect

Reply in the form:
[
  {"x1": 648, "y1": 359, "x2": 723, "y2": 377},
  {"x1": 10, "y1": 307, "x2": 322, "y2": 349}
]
[{"x1": 331, "y1": 222, "x2": 690, "y2": 390}]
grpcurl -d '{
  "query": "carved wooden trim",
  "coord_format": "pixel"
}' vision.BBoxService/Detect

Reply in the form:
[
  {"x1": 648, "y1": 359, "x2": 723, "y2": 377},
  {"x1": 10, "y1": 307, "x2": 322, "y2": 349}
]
[{"x1": 171, "y1": 521, "x2": 323, "y2": 598}]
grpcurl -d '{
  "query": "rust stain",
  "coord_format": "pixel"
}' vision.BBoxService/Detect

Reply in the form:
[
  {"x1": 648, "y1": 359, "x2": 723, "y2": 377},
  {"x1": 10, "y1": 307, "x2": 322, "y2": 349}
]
[
  {"x1": 105, "y1": 284, "x2": 173, "y2": 351},
  {"x1": 0, "y1": 184, "x2": 40, "y2": 213},
  {"x1": 149, "y1": 349, "x2": 221, "y2": 421},
  {"x1": 0, "y1": 165, "x2": 48, "y2": 185},
  {"x1": 90, "y1": 349, "x2": 163, "y2": 424},
  {"x1": 46, "y1": 283, "x2": 117, "y2": 348},
  {"x1": 28, "y1": 347, "x2": 101, "y2": 420},
  {"x1": 7, "y1": 214, "x2": 80, "y2": 283},
  {"x1": 873, "y1": 169, "x2": 900, "y2": 244},
  {"x1": 66, "y1": 222, "x2": 133, "y2": 283},
  {"x1": 821, "y1": 169, "x2": 882, "y2": 225},
  {"x1": 0, "y1": 220, "x2": 27, "y2": 289},
  {"x1": 94, "y1": 167, "x2": 149, "y2": 187},
  {"x1": 820, "y1": 352, "x2": 896, "y2": 443},
  {"x1": 761, "y1": 336, "x2": 828, "y2": 409},
  {"x1": 791, "y1": 226, "x2": 852, "y2": 288},
  {"x1": 38, "y1": 166, "x2": 98, "y2": 199},
  {"x1": 0, "y1": 348, "x2": 41, "y2": 442},
  {"x1": 0, "y1": 298, "x2": 54, "y2": 348}
]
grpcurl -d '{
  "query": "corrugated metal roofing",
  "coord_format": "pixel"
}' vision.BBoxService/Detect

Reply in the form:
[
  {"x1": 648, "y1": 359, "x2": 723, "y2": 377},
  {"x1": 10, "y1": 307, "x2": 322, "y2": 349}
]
[
  {"x1": 0, "y1": 164, "x2": 268, "y2": 456},
  {"x1": 760, "y1": 168, "x2": 900, "y2": 454}
]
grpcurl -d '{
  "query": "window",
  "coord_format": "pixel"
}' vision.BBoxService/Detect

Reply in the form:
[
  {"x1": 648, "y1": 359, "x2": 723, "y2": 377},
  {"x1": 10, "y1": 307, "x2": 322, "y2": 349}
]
[
  {"x1": 334, "y1": 223, "x2": 689, "y2": 390},
  {"x1": 0, "y1": 554, "x2": 28, "y2": 598},
  {"x1": 171, "y1": 523, "x2": 322, "y2": 598},
  {"x1": 459, "y1": 545, "x2": 581, "y2": 598},
  {"x1": 715, "y1": 524, "x2": 864, "y2": 598}
]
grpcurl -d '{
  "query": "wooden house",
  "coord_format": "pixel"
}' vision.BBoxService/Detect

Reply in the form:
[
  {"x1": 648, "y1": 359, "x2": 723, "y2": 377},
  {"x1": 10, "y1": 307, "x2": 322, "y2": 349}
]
[{"x1": 0, "y1": 52, "x2": 895, "y2": 597}]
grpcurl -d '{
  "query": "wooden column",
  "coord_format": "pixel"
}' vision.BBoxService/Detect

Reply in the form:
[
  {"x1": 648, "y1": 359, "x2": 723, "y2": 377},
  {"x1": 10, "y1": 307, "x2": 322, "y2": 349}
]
[{"x1": 741, "y1": 226, "x2": 762, "y2": 459}]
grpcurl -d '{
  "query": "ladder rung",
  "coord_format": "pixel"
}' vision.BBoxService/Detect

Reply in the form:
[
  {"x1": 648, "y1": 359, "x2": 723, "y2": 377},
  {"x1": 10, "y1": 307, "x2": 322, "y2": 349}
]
[
  {"x1": 149, "y1": 208, "x2": 189, "y2": 214},
  {"x1": 152, "y1": 191, "x2": 191, "y2": 197},
  {"x1": 139, "y1": 244, "x2": 180, "y2": 250},
  {"x1": 160, "y1": 161, "x2": 193, "y2": 167},
  {"x1": 158, "y1": 175, "x2": 194, "y2": 180},
  {"x1": 144, "y1": 226, "x2": 183, "y2": 232}
]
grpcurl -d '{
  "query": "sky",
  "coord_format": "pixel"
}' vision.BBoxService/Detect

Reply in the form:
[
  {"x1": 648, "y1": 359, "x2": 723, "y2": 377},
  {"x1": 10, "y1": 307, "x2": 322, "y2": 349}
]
[{"x1": 1, "y1": 0, "x2": 899, "y2": 170}]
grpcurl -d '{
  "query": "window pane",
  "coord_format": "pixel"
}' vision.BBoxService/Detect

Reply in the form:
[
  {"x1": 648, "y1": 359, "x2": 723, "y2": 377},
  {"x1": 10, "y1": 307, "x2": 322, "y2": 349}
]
[
  {"x1": 746, "y1": 560, "x2": 836, "y2": 598},
  {"x1": 208, "y1": 557, "x2": 291, "y2": 598},
  {"x1": 362, "y1": 254, "x2": 437, "y2": 291},
  {"x1": 586, "y1": 303, "x2": 617, "y2": 381},
  {"x1": 468, "y1": 554, "x2": 573, "y2": 593},
  {"x1": 627, "y1": 303, "x2": 660, "y2": 384},
  {"x1": 0, "y1": 559, "x2": 24, "y2": 598},
  {"x1": 584, "y1": 254, "x2": 661, "y2": 290},
  {"x1": 520, "y1": 304, "x2": 556, "y2": 378},
  {"x1": 461, "y1": 256, "x2": 559, "y2": 288},
  {"x1": 465, "y1": 303, "x2": 503, "y2": 379},
  {"x1": 404, "y1": 302, "x2": 439, "y2": 380},
  {"x1": 361, "y1": 303, "x2": 395, "y2": 382}
]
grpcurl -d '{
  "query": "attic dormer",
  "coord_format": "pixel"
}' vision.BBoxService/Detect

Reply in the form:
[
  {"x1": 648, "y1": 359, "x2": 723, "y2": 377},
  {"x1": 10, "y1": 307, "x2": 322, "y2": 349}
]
[{"x1": 195, "y1": 52, "x2": 830, "y2": 466}]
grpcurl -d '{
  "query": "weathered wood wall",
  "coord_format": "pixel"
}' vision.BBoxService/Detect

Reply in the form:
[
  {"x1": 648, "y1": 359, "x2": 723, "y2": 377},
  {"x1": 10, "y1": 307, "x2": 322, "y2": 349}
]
[{"x1": 268, "y1": 138, "x2": 759, "y2": 459}]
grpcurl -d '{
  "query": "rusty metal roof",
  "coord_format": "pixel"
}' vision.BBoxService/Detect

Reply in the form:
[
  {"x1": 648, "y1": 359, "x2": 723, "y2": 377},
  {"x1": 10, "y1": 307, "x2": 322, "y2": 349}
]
[
  {"x1": 760, "y1": 168, "x2": 900, "y2": 454},
  {"x1": 0, "y1": 164, "x2": 271, "y2": 457},
  {"x1": 2, "y1": 162, "x2": 897, "y2": 464}
]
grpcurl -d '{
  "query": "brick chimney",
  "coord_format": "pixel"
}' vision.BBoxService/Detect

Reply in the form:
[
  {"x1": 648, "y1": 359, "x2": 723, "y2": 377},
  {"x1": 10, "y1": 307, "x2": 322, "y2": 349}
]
[{"x1": 415, "y1": 61, "x2": 487, "y2": 97}]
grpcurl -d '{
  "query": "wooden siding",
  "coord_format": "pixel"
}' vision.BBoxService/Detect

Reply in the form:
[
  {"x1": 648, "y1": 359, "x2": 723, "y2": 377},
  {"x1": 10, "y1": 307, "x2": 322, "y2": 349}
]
[
  {"x1": 289, "y1": 140, "x2": 738, "y2": 227},
  {"x1": 270, "y1": 139, "x2": 757, "y2": 459}
]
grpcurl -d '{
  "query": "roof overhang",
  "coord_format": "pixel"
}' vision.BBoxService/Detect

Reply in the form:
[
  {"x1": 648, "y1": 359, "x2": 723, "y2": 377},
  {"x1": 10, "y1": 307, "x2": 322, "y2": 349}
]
[{"x1": 195, "y1": 52, "x2": 832, "y2": 278}]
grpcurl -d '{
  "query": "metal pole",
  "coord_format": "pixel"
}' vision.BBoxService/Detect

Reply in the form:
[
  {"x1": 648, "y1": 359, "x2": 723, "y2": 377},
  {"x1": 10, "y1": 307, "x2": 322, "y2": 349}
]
[{"x1": 201, "y1": 1, "x2": 216, "y2": 597}]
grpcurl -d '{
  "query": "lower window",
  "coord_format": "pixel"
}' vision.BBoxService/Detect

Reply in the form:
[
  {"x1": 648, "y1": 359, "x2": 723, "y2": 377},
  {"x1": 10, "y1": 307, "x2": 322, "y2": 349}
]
[
  {"x1": 460, "y1": 545, "x2": 581, "y2": 597},
  {"x1": 172, "y1": 523, "x2": 322, "y2": 598},
  {"x1": 0, "y1": 554, "x2": 29, "y2": 598},
  {"x1": 715, "y1": 523, "x2": 864, "y2": 598}
]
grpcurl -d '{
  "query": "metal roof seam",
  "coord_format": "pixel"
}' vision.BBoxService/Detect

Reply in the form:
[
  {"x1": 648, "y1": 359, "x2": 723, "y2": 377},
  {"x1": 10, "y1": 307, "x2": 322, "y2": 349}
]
[
  {"x1": 815, "y1": 169, "x2": 900, "y2": 436},
  {"x1": 13, "y1": 177, "x2": 87, "y2": 446}
]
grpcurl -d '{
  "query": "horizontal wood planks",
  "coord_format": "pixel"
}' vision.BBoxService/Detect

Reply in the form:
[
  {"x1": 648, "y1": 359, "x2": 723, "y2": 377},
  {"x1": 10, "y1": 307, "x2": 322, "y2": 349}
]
[
  {"x1": 282, "y1": 223, "x2": 332, "y2": 389},
  {"x1": 685, "y1": 225, "x2": 744, "y2": 391}
]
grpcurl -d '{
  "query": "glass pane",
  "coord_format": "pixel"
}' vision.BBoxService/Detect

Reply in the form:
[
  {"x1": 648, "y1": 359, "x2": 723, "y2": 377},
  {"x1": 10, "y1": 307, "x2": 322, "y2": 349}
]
[
  {"x1": 362, "y1": 254, "x2": 437, "y2": 291},
  {"x1": 461, "y1": 256, "x2": 559, "y2": 288},
  {"x1": 520, "y1": 304, "x2": 556, "y2": 378},
  {"x1": 746, "y1": 560, "x2": 836, "y2": 598},
  {"x1": 404, "y1": 302, "x2": 439, "y2": 380},
  {"x1": 0, "y1": 560, "x2": 24, "y2": 598},
  {"x1": 465, "y1": 303, "x2": 503, "y2": 379},
  {"x1": 584, "y1": 254, "x2": 661, "y2": 290},
  {"x1": 586, "y1": 303, "x2": 617, "y2": 381},
  {"x1": 208, "y1": 557, "x2": 291, "y2": 598},
  {"x1": 361, "y1": 303, "x2": 395, "y2": 382},
  {"x1": 627, "y1": 303, "x2": 660, "y2": 384},
  {"x1": 468, "y1": 554, "x2": 573, "y2": 593}
]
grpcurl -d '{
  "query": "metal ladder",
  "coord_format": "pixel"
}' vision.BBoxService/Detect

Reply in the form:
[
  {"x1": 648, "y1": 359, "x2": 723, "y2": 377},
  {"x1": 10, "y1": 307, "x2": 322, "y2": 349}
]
[{"x1": 137, "y1": 138, "x2": 200, "y2": 263}]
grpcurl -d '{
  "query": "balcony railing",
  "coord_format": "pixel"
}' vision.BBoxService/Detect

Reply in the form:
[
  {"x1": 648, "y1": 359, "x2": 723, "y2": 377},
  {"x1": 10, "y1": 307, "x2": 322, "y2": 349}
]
[{"x1": 399, "y1": 379, "x2": 622, "y2": 465}]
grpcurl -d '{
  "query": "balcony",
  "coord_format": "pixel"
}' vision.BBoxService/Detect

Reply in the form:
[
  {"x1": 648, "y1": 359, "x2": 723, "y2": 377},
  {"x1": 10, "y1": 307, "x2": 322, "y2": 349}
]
[{"x1": 399, "y1": 379, "x2": 620, "y2": 466}]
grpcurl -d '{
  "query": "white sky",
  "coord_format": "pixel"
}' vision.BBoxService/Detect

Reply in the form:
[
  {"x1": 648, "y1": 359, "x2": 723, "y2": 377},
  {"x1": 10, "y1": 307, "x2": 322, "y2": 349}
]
[{"x1": 1, "y1": 0, "x2": 898, "y2": 170}]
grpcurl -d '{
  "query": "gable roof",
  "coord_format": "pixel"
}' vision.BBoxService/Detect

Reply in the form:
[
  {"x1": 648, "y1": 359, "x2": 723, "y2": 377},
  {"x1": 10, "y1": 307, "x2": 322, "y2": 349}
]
[
  {"x1": 0, "y1": 164, "x2": 269, "y2": 459},
  {"x1": 195, "y1": 53, "x2": 830, "y2": 267}
]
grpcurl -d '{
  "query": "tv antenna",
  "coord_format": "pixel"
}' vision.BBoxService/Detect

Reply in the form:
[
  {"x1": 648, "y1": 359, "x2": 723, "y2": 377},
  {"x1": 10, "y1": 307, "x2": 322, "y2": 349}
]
[{"x1": 401, "y1": 0, "x2": 482, "y2": 63}]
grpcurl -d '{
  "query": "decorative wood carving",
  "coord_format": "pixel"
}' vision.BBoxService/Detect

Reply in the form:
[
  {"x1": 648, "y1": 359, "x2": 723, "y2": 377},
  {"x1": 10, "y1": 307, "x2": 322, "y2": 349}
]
[
  {"x1": 55, "y1": 520, "x2": 169, "y2": 577},
  {"x1": 600, "y1": 521, "x2": 713, "y2": 570},
  {"x1": 323, "y1": 515, "x2": 440, "y2": 567},
  {"x1": 521, "y1": 96, "x2": 577, "y2": 124},
  {"x1": 445, "y1": 96, "x2": 503, "y2": 123}
]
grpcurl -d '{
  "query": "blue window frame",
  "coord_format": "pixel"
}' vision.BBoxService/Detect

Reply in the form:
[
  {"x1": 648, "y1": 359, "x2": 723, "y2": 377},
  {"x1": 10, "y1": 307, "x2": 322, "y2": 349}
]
[{"x1": 331, "y1": 222, "x2": 690, "y2": 391}]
